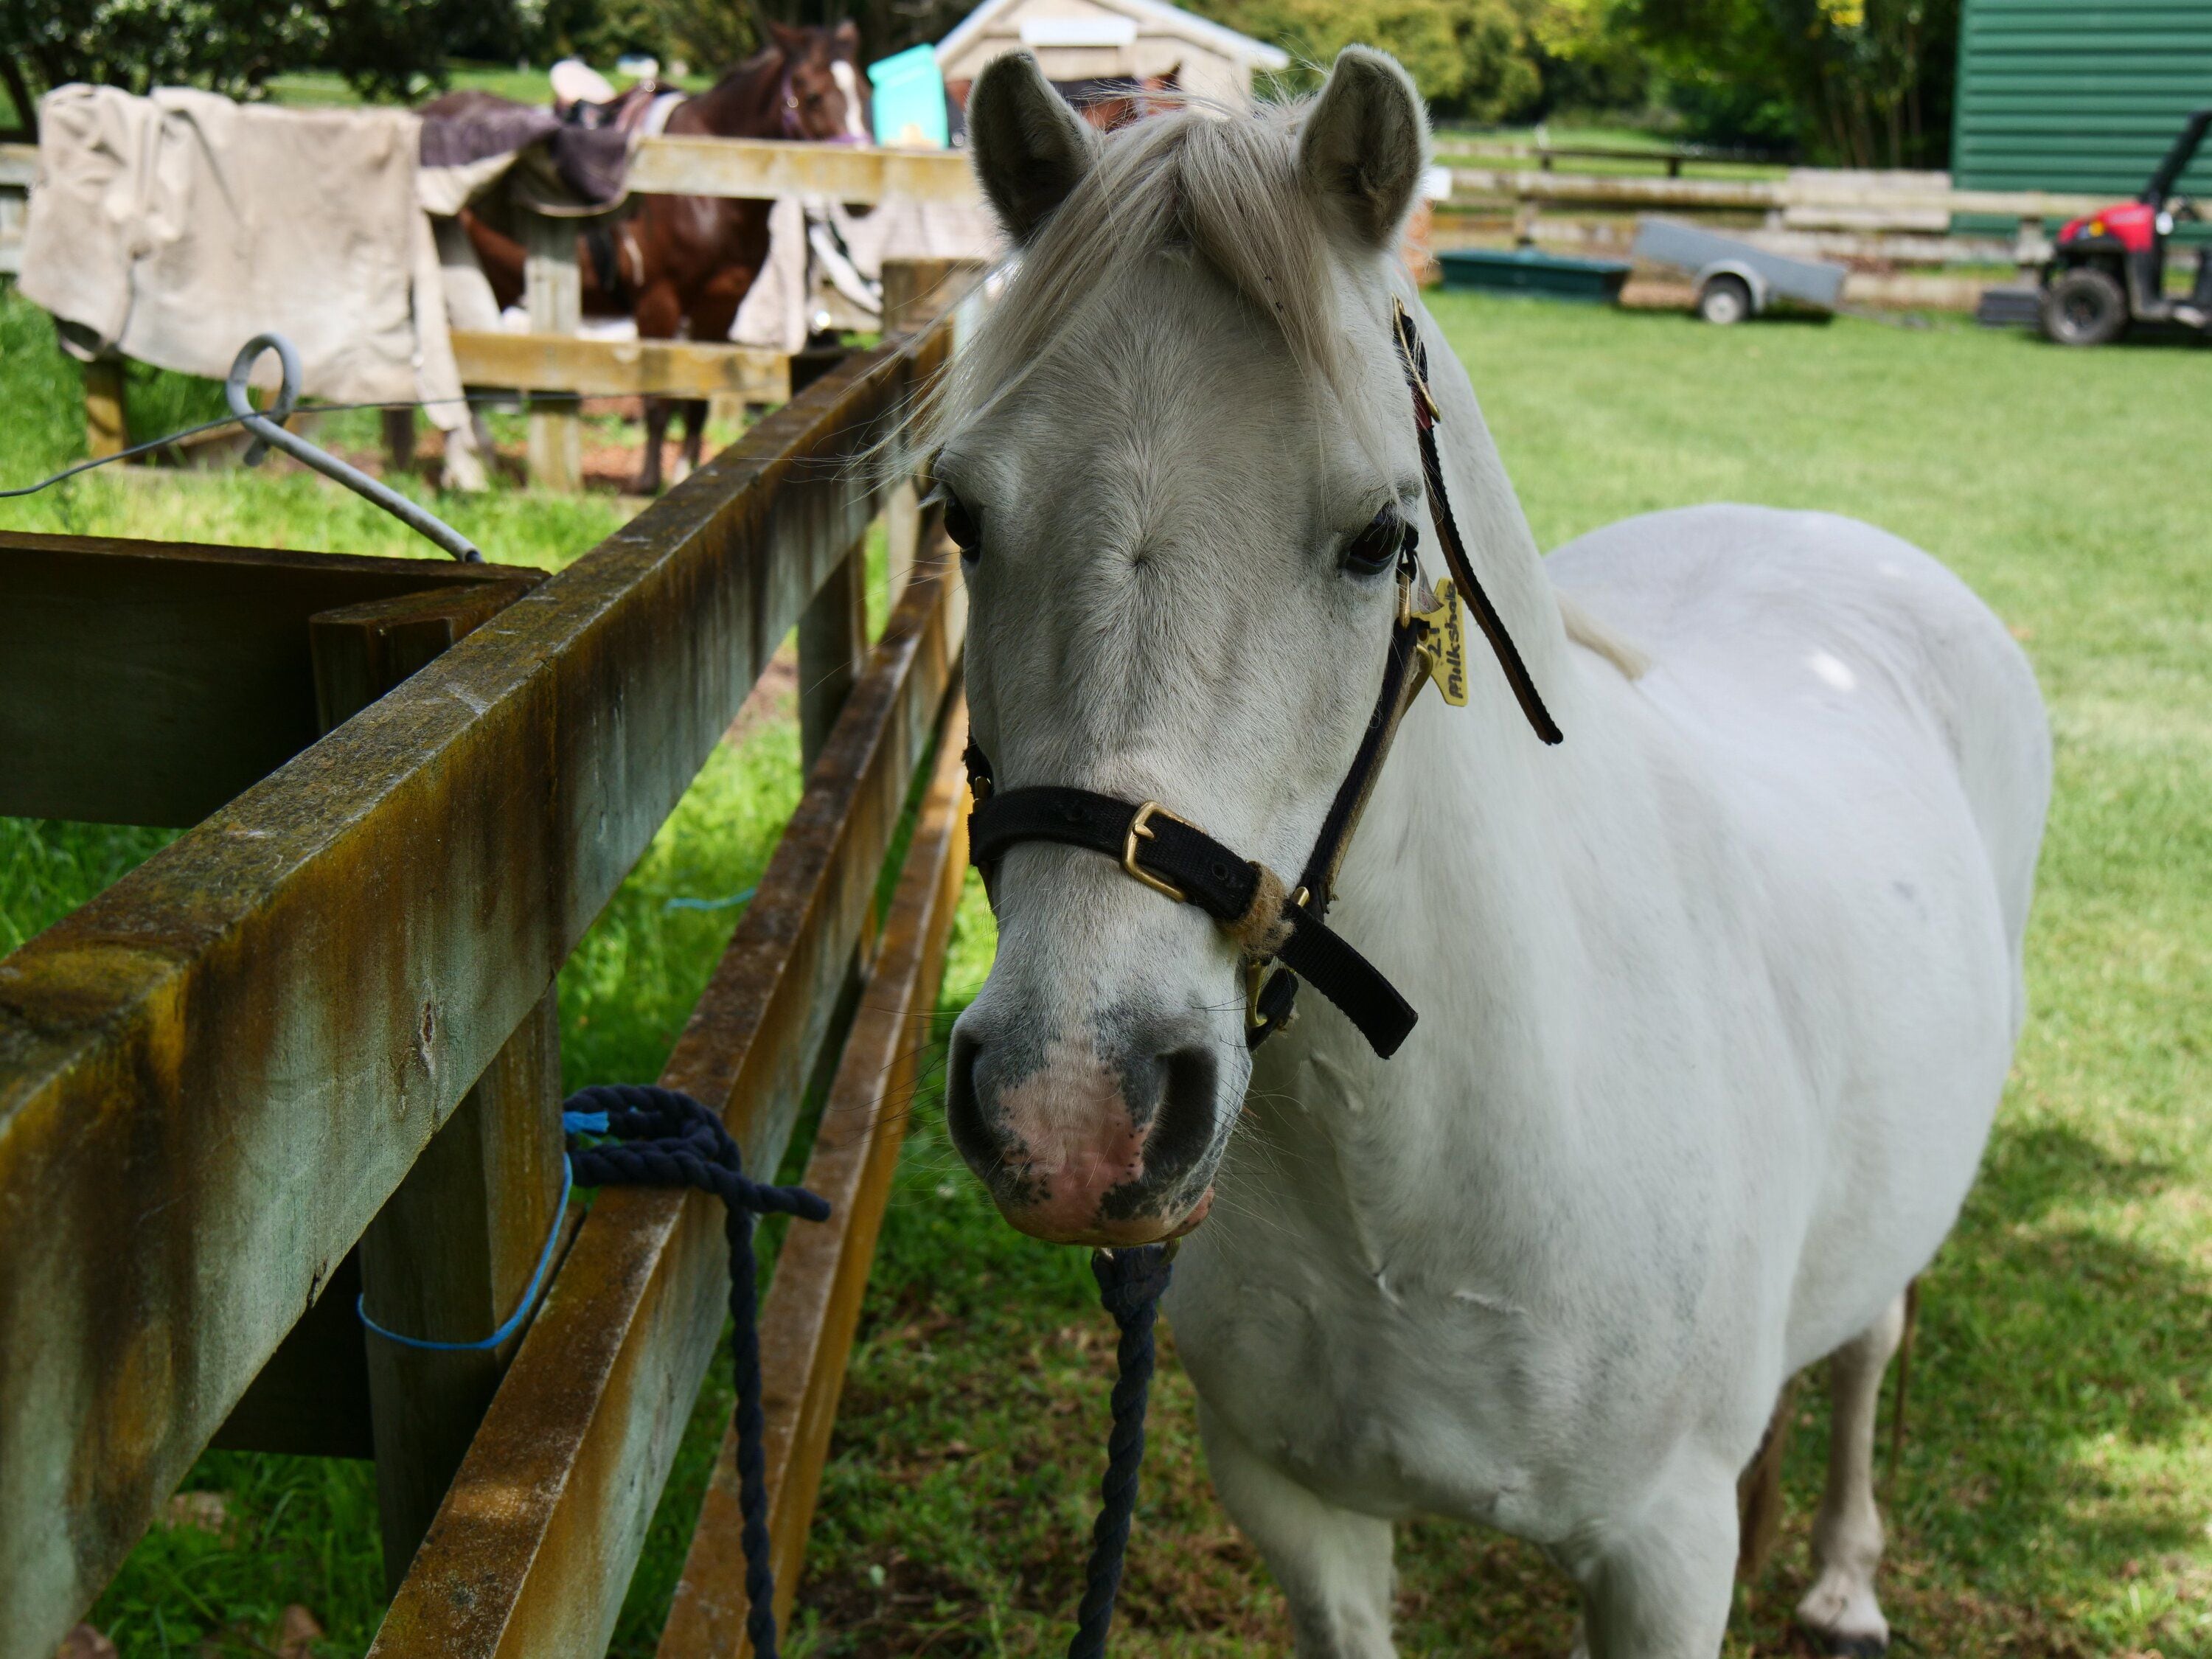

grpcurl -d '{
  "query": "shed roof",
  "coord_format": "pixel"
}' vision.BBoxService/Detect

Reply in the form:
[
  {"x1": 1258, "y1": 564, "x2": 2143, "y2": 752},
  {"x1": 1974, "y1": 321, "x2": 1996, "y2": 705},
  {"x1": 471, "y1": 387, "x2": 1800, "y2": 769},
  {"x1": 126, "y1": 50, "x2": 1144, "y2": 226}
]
[{"x1": 936, "y1": 0, "x2": 1292, "y2": 74}]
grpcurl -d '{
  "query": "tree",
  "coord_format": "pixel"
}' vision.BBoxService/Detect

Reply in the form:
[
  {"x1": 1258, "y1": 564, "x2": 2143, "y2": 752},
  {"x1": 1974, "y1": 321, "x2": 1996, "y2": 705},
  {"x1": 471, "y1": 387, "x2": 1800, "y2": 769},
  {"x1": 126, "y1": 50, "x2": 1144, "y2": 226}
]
[
  {"x1": 1, "y1": 0, "x2": 524, "y2": 133},
  {"x1": 1621, "y1": 0, "x2": 1958, "y2": 165},
  {"x1": 1191, "y1": 0, "x2": 1545, "y2": 121}
]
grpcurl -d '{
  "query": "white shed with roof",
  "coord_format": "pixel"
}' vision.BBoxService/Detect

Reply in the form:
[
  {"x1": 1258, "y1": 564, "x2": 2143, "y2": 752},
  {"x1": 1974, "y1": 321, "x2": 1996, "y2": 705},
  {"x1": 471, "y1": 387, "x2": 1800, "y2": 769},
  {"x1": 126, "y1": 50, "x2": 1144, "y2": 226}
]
[{"x1": 936, "y1": 0, "x2": 1290, "y2": 111}]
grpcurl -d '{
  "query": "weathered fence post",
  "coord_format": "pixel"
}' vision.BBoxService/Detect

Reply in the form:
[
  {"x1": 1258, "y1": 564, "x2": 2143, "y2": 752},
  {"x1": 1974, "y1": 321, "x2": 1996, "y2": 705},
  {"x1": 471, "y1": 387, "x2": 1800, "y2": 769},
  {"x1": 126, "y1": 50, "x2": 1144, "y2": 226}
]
[
  {"x1": 877, "y1": 260, "x2": 979, "y2": 599},
  {"x1": 521, "y1": 210, "x2": 584, "y2": 494},
  {"x1": 798, "y1": 538, "x2": 870, "y2": 769},
  {"x1": 308, "y1": 588, "x2": 569, "y2": 1590},
  {"x1": 358, "y1": 994, "x2": 567, "y2": 1590}
]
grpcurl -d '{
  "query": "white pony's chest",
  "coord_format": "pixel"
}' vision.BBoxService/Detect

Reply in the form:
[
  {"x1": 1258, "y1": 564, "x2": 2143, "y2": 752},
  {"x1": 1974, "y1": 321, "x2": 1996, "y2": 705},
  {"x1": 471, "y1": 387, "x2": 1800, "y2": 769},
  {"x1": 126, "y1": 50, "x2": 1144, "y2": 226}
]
[
  {"x1": 1163, "y1": 1151, "x2": 1703, "y2": 1541},
  {"x1": 1168, "y1": 1246, "x2": 1561, "y2": 1531}
]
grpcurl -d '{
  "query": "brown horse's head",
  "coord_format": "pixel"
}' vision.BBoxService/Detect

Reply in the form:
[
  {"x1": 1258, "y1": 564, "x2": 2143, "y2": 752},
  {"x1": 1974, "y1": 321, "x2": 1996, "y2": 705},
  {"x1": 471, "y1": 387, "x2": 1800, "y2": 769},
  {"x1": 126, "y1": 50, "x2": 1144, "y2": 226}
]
[
  {"x1": 762, "y1": 19, "x2": 870, "y2": 143},
  {"x1": 1073, "y1": 66, "x2": 1181, "y2": 133}
]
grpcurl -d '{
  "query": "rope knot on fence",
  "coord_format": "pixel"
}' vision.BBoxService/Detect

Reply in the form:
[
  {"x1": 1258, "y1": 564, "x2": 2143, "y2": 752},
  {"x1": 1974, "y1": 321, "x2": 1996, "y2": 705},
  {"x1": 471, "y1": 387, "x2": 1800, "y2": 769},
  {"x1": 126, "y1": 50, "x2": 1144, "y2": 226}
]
[{"x1": 563, "y1": 1083, "x2": 830, "y2": 1659}]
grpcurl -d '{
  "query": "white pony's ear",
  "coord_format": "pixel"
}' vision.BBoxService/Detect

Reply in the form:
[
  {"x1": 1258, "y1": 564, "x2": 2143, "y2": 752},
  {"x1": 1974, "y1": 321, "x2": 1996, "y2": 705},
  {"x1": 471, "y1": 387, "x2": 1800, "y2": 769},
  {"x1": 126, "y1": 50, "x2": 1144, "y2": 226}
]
[
  {"x1": 967, "y1": 52, "x2": 1099, "y2": 245},
  {"x1": 1298, "y1": 46, "x2": 1430, "y2": 253}
]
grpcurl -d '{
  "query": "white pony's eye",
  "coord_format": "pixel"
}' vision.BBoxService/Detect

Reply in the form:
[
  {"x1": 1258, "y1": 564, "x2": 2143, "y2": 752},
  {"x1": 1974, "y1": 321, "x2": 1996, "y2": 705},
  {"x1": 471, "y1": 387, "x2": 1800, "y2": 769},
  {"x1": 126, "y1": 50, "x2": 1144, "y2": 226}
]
[
  {"x1": 943, "y1": 493, "x2": 982, "y2": 560},
  {"x1": 1341, "y1": 507, "x2": 1406, "y2": 577}
]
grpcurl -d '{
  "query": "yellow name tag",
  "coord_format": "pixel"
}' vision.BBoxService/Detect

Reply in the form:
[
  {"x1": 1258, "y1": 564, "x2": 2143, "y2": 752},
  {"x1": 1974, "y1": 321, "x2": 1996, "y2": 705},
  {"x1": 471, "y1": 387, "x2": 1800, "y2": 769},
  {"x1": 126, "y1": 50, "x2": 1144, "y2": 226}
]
[{"x1": 1415, "y1": 578, "x2": 1469, "y2": 706}]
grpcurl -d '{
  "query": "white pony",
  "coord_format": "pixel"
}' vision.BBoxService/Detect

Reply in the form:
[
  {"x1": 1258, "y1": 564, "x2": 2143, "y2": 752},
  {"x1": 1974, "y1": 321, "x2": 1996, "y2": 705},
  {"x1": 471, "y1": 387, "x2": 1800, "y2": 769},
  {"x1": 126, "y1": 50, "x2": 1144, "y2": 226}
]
[{"x1": 933, "y1": 47, "x2": 2049, "y2": 1658}]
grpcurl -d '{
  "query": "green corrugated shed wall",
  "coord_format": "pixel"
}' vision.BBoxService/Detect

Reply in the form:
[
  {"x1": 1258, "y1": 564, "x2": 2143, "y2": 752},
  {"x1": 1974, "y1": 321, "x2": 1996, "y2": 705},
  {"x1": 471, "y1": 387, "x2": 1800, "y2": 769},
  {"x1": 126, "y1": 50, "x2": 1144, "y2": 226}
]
[{"x1": 1954, "y1": 0, "x2": 2212, "y2": 197}]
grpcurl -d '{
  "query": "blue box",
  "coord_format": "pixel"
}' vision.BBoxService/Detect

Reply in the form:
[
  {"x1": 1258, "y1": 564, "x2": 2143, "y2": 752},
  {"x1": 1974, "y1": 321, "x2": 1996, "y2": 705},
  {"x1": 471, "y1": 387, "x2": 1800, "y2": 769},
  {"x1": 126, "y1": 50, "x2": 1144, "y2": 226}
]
[{"x1": 869, "y1": 44, "x2": 948, "y2": 150}]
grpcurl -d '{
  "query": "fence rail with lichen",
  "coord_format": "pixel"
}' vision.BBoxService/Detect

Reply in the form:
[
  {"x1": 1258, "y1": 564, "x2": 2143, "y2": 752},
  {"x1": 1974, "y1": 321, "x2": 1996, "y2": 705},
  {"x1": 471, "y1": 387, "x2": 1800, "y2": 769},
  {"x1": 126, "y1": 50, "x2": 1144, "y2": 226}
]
[{"x1": 0, "y1": 276, "x2": 980, "y2": 1659}]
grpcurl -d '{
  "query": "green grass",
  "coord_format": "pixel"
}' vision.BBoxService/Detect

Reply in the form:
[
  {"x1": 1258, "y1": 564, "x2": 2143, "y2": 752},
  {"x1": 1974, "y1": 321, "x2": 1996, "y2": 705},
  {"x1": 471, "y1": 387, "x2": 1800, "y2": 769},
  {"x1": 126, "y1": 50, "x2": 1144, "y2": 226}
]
[
  {"x1": 7, "y1": 288, "x2": 2210, "y2": 1655},
  {"x1": 0, "y1": 289, "x2": 635, "y2": 565}
]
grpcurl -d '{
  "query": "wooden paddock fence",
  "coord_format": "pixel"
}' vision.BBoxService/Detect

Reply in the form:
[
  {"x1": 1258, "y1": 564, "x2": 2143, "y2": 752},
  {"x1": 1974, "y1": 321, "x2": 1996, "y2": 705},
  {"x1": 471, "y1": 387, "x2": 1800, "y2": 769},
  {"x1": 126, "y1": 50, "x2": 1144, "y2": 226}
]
[
  {"x1": 1437, "y1": 160, "x2": 2105, "y2": 304},
  {"x1": 453, "y1": 136, "x2": 982, "y2": 494},
  {"x1": 16, "y1": 123, "x2": 984, "y2": 490},
  {"x1": 0, "y1": 274, "x2": 981, "y2": 1659}
]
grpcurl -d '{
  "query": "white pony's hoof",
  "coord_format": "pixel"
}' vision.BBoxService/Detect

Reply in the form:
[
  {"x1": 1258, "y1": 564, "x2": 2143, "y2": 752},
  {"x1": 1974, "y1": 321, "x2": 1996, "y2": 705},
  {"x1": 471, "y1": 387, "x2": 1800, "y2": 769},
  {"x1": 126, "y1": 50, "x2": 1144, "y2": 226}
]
[{"x1": 1796, "y1": 1568, "x2": 1889, "y2": 1655}]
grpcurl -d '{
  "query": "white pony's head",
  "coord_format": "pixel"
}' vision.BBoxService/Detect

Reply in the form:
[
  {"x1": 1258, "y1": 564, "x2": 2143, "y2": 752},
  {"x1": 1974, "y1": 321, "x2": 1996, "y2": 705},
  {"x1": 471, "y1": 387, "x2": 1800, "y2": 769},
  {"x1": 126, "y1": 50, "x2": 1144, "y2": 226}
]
[{"x1": 939, "y1": 47, "x2": 1434, "y2": 1245}]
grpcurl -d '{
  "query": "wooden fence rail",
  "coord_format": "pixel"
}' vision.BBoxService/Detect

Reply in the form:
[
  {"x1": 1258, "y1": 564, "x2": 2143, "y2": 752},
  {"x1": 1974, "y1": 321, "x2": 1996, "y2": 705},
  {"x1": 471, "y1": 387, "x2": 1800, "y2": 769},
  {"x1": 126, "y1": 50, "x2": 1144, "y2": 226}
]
[
  {"x1": 1446, "y1": 162, "x2": 2107, "y2": 222},
  {"x1": 626, "y1": 134, "x2": 979, "y2": 204},
  {"x1": 0, "y1": 285, "x2": 971, "y2": 1658}
]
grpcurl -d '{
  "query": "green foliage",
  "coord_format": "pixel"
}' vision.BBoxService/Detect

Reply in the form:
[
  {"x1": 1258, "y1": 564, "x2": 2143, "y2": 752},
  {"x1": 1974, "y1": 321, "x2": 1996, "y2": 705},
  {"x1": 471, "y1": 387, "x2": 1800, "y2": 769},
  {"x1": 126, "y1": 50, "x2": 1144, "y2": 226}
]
[
  {"x1": 1622, "y1": 0, "x2": 1958, "y2": 164},
  {"x1": 1192, "y1": 0, "x2": 1544, "y2": 120},
  {"x1": 635, "y1": 0, "x2": 759, "y2": 83},
  {"x1": 1, "y1": 0, "x2": 525, "y2": 119},
  {"x1": 533, "y1": 0, "x2": 686, "y2": 72}
]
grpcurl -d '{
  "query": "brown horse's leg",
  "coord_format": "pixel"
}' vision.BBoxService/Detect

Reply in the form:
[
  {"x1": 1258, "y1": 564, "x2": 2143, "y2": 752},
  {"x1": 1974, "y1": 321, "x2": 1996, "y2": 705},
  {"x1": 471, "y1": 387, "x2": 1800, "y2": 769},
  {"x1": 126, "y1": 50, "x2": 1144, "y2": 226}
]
[
  {"x1": 636, "y1": 398, "x2": 673, "y2": 495},
  {"x1": 632, "y1": 279, "x2": 686, "y2": 495},
  {"x1": 459, "y1": 209, "x2": 526, "y2": 313},
  {"x1": 676, "y1": 400, "x2": 709, "y2": 480},
  {"x1": 676, "y1": 259, "x2": 760, "y2": 479}
]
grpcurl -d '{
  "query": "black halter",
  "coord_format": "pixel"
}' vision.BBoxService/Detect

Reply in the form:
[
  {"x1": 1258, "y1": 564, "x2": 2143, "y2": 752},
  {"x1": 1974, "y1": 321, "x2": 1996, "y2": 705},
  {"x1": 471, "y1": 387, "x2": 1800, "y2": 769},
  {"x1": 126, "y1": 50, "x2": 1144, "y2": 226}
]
[{"x1": 964, "y1": 299, "x2": 1562, "y2": 1060}]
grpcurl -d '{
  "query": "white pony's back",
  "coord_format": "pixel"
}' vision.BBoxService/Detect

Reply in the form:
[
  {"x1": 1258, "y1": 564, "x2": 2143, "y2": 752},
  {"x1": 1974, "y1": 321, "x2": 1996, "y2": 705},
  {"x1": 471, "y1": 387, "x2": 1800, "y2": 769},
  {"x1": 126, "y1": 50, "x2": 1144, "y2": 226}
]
[{"x1": 1548, "y1": 503, "x2": 2048, "y2": 1012}]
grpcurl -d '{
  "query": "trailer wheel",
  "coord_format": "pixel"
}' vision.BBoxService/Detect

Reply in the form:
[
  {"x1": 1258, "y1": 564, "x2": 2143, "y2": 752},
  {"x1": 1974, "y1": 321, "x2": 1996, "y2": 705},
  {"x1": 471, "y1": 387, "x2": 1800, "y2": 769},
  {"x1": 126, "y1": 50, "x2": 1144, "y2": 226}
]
[
  {"x1": 1697, "y1": 274, "x2": 1752, "y2": 326},
  {"x1": 2040, "y1": 267, "x2": 2128, "y2": 347}
]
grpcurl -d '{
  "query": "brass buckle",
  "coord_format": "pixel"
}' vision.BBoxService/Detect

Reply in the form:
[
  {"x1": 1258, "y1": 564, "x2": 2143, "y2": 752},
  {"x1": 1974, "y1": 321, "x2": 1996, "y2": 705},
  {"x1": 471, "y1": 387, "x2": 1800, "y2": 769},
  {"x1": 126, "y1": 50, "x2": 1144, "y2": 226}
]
[
  {"x1": 1242, "y1": 888, "x2": 1308, "y2": 1032},
  {"x1": 1122, "y1": 800, "x2": 1193, "y2": 902},
  {"x1": 1244, "y1": 959, "x2": 1272, "y2": 1031}
]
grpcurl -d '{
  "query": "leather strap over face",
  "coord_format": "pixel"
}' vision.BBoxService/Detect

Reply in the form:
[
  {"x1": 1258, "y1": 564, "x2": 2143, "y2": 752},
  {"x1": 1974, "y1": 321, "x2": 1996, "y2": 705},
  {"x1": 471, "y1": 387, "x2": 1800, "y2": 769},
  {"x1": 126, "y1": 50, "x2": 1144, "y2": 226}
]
[
  {"x1": 963, "y1": 554, "x2": 1432, "y2": 1060},
  {"x1": 1391, "y1": 299, "x2": 1563, "y2": 748},
  {"x1": 964, "y1": 780, "x2": 1419, "y2": 1060}
]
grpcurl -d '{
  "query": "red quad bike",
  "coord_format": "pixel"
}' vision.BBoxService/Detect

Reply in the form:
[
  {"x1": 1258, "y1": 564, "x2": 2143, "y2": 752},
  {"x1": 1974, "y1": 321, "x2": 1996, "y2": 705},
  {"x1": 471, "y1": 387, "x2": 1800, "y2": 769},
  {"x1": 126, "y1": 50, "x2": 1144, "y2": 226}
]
[{"x1": 2041, "y1": 108, "x2": 2212, "y2": 345}]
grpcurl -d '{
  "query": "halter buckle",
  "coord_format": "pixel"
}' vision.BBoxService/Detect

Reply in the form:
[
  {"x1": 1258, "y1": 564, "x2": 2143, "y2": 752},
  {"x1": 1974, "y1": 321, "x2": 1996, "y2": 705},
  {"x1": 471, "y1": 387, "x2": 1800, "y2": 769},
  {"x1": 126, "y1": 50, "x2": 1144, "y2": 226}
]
[
  {"x1": 1123, "y1": 801, "x2": 1193, "y2": 902},
  {"x1": 1242, "y1": 887, "x2": 1307, "y2": 1033}
]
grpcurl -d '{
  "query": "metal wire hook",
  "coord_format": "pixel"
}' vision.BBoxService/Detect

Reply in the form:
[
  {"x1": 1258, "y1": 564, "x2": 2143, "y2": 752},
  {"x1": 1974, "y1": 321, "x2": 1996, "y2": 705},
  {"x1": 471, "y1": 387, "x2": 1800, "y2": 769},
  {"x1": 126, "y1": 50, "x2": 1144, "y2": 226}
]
[{"x1": 224, "y1": 333, "x2": 484, "y2": 563}]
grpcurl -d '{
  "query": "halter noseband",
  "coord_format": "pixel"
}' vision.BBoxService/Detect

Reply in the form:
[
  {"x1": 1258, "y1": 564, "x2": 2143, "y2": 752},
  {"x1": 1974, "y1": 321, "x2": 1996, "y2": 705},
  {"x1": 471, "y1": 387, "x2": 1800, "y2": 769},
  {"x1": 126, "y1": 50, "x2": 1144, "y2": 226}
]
[{"x1": 964, "y1": 299, "x2": 1562, "y2": 1060}]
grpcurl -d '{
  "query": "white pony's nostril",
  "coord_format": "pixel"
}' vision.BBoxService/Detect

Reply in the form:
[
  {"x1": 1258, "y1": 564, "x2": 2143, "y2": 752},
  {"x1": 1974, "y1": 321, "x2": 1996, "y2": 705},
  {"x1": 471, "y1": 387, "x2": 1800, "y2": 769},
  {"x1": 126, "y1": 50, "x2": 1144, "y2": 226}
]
[{"x1": 1138, "y1": 1042, "x2": 1219, "y2": 1183}]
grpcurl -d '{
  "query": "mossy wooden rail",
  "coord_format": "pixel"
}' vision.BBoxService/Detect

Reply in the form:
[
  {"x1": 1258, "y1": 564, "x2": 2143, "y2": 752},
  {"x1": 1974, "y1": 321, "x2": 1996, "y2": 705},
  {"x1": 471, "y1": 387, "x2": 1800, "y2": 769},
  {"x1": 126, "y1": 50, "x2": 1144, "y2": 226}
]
[{"x1": 0, "y1": 288, "x2": 975, "y2": 1659}]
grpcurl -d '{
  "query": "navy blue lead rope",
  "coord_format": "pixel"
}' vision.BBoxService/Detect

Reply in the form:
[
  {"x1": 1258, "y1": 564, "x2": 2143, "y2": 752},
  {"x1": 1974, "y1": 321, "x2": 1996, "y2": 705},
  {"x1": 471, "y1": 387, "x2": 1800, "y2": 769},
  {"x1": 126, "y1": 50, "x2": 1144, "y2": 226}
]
[
  {"x1": 358, "y1": 1082, "x2": 1171, "y2": 1659},
  {"x1": 1068, "y1": 1242, "x2": 1177, "y2": 1659}
]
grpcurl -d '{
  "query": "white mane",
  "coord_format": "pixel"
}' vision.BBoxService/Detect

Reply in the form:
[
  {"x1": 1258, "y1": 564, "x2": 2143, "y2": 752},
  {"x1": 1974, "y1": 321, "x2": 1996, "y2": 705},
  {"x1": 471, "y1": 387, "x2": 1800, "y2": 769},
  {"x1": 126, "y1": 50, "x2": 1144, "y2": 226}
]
[{"x1": 930, "y1": 95, "x2": 1363, "y2": 450}]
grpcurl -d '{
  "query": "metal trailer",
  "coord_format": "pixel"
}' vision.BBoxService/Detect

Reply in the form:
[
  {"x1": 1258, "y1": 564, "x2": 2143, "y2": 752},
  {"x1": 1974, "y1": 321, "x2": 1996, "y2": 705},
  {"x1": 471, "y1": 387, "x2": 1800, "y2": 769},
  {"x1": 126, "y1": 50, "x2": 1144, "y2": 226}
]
[{"x1": 1631, "y1": 215, "x2": 1849, "y2": 323}]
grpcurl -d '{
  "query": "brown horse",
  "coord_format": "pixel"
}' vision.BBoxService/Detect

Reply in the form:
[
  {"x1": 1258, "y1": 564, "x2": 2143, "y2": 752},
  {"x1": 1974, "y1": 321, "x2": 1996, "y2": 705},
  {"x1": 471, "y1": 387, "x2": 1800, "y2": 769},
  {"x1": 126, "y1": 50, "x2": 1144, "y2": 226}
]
[
  {"x1": 1062, "y1": 68, "x2": 1181, "y2": 133},
  {"x1": 458, "y1": 21, "x2": 868, "y2": 493}
]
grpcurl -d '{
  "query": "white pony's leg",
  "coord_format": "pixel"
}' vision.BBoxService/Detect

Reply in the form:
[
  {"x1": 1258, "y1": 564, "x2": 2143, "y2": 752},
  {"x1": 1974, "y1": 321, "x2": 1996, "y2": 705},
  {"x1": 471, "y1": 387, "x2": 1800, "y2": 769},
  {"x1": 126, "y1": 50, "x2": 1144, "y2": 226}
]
[
  {"x1": 1796, "y1": 1293, "x2": 1907, "y2": 1655},
  {"x1": 1570, "y1": 1451, "x2": 1739, "y2": 1659},
  {"x1": 1197, "y1": 1402, "x2": 1397, "y2": 1658}
]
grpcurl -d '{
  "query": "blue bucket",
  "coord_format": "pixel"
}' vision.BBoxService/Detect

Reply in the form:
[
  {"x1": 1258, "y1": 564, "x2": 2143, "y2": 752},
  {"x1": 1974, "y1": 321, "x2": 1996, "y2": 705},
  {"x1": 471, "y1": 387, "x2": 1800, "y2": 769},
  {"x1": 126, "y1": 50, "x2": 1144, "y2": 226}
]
[{"x1": 869, "y1": 44, "x2": 948, "y2": 149}]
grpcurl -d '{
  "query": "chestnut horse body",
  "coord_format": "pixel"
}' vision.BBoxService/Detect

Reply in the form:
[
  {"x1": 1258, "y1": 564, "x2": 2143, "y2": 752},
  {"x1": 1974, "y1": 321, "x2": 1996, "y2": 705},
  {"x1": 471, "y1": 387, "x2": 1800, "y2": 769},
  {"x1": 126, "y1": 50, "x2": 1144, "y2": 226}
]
[{"x1": 454, "y1": 21, "x2": 867, "y2": 492}]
